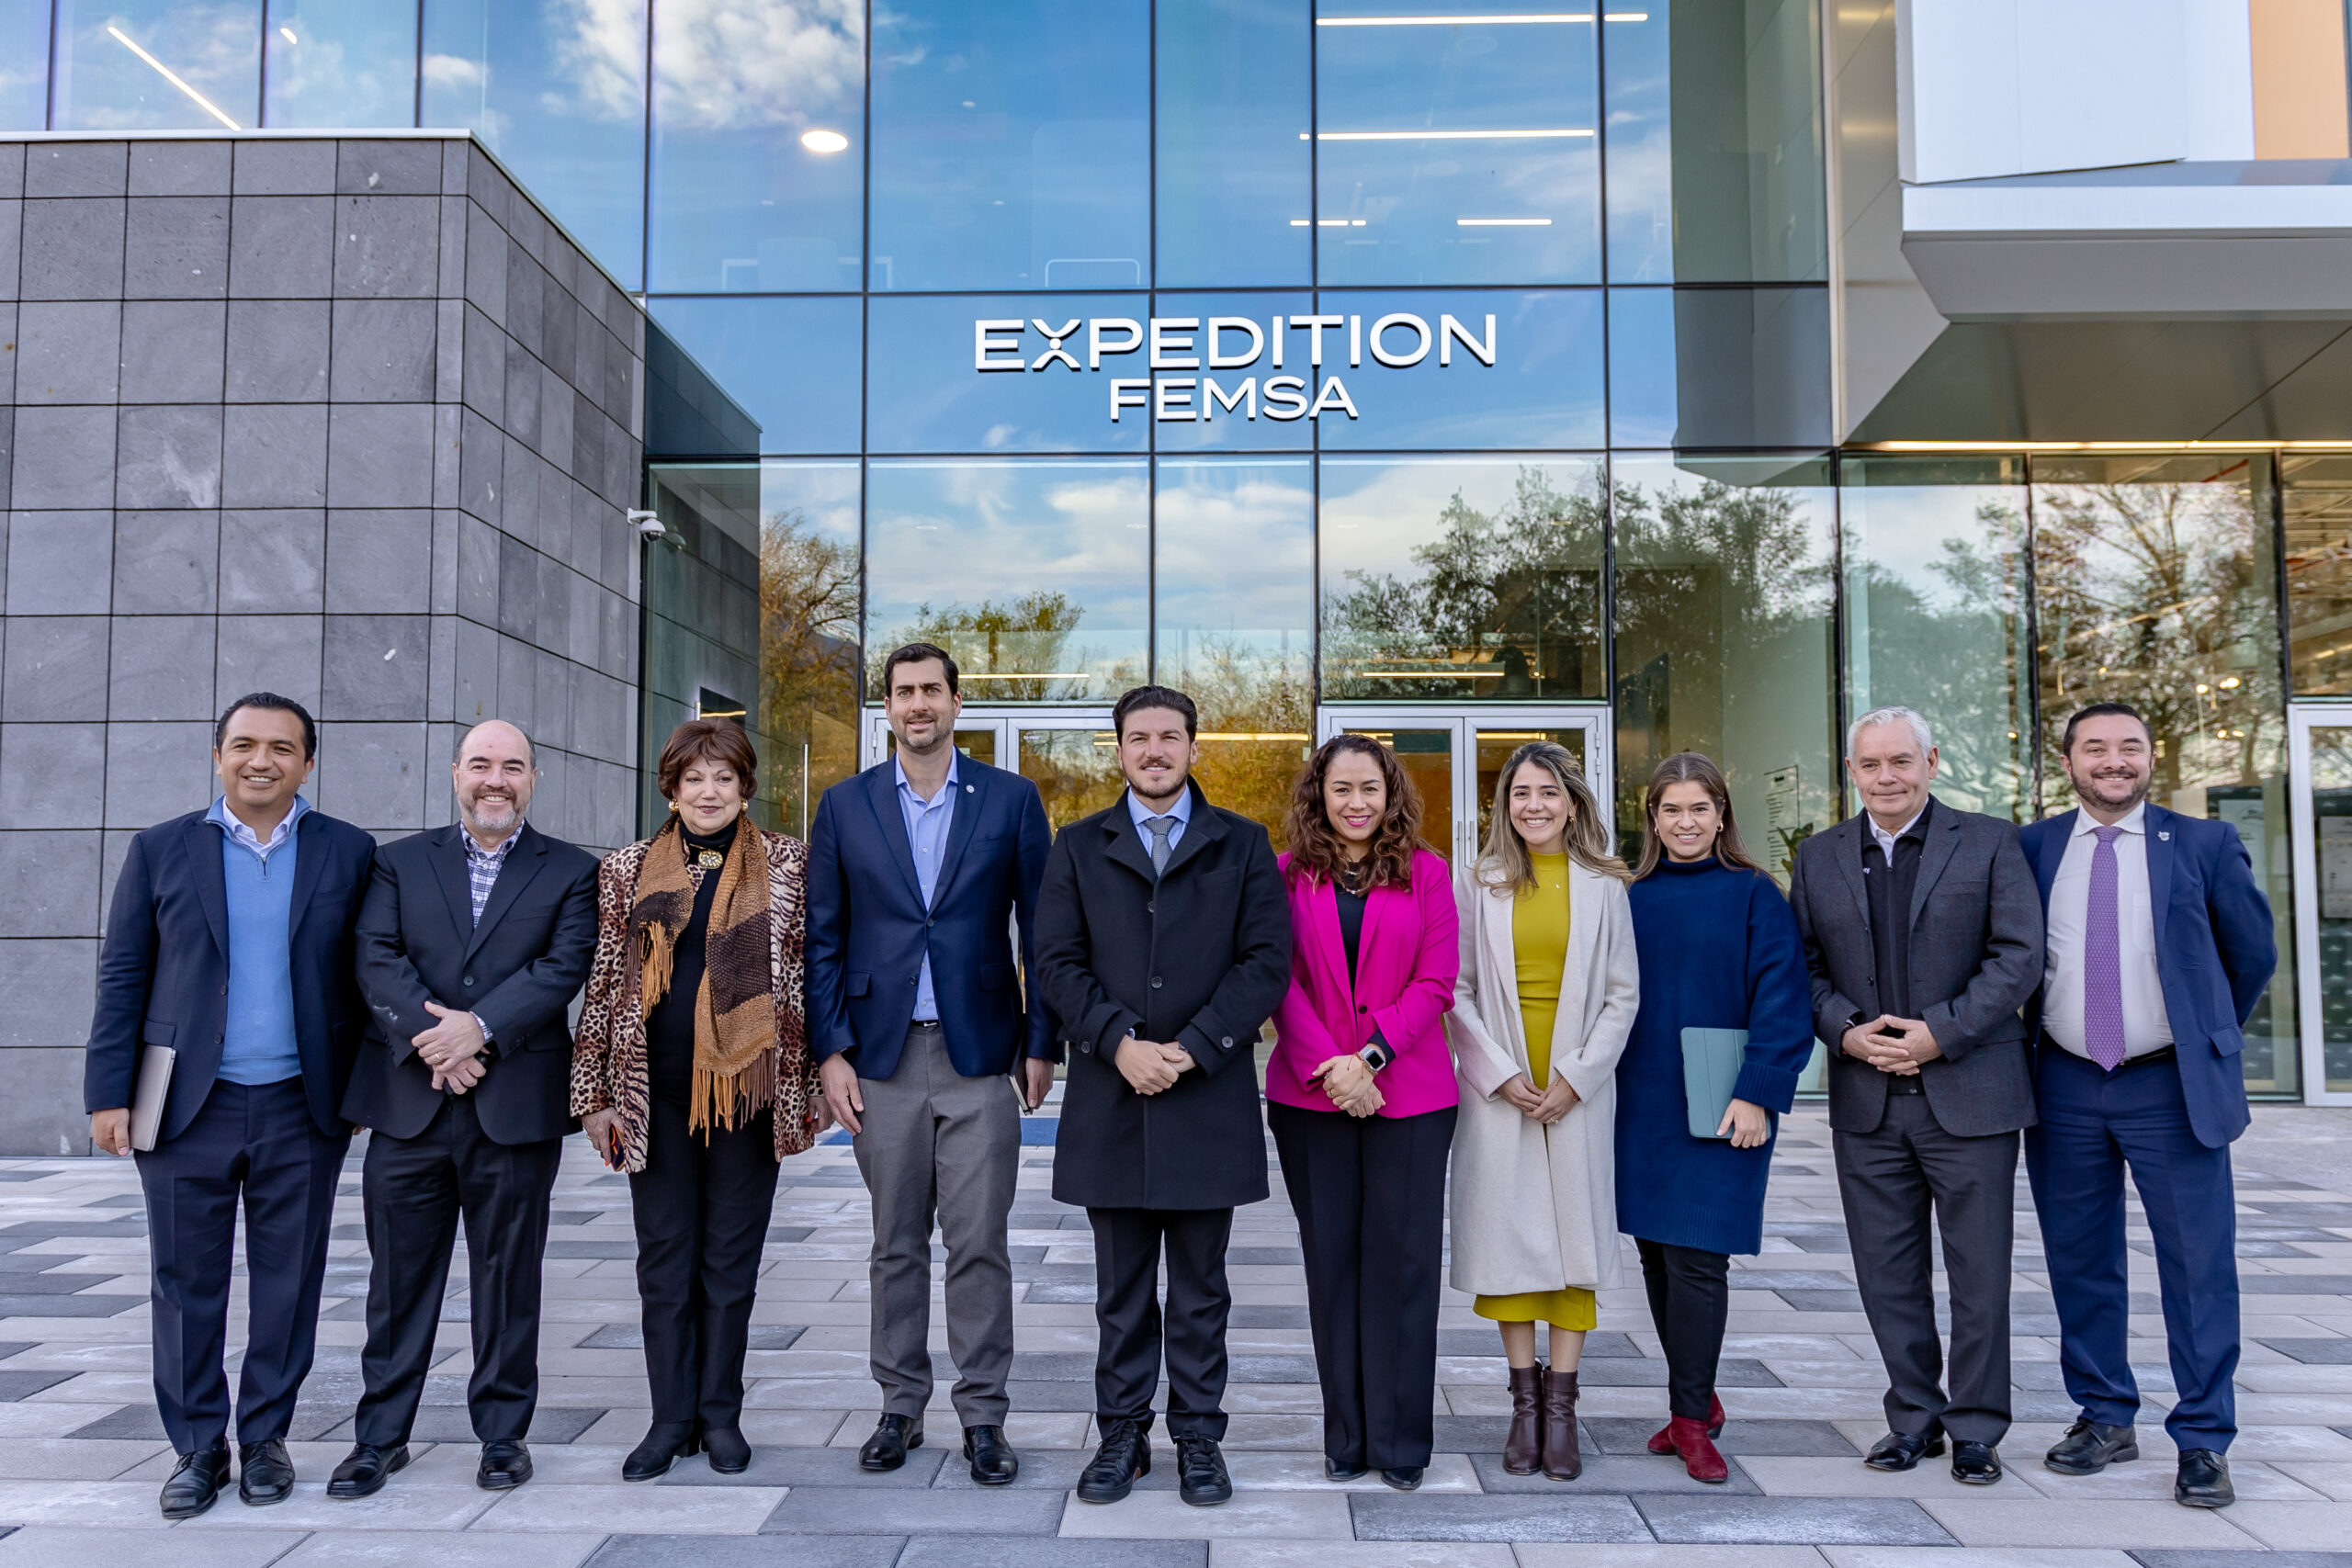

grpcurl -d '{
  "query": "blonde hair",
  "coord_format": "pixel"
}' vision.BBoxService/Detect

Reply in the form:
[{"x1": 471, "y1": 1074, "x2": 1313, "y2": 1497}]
[{"x1": 1475, "y1": 741, "x2": 1630, "y2": 891}]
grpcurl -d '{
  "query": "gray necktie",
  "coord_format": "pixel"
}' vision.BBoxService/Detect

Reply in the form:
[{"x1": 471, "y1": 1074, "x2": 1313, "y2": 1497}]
[{"x1": 1143, "y1": 814, "x2": 1177, "y2": 875}]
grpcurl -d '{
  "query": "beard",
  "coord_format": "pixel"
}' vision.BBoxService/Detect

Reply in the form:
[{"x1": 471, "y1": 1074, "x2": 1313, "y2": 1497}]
[
  {"x1": 461, "y1": 791, "x2": 521, "y2": 836},
  {"x1": 2075, "y1": 767, "x2": 2150, "y2": 812}
]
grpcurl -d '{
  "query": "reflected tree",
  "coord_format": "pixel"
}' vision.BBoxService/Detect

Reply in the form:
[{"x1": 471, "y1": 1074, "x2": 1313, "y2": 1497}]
[
  {"x1": 1325, "y1": 467, "x2": 1606, "y2": 700},
  {"x1": 1169, "y1": 635, "x2": 1316, "y2": 849},
  {"x1": 879, "y1": 590, "x2": 1137, "y2": 703},
  {"x1": 759, "y1": 508, "x2": 861, "y2": 836}
]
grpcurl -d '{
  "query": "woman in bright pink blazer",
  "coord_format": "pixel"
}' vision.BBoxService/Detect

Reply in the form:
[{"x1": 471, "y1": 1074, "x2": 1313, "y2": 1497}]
[{"x1": 1269, "y1": 734, "x2": 1459, "y2": 1491}]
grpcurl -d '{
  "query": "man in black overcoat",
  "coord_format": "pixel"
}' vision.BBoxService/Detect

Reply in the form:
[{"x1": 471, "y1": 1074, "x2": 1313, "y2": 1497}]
[{"x1": 1035, "y1": 684, "x2": 1292, "y2": 1508}]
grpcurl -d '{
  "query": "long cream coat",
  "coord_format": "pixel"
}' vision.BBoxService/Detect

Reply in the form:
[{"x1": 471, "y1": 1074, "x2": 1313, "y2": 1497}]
[{"x1": 1444, "y1": 859, "x2": 1640, "y2": 1296}]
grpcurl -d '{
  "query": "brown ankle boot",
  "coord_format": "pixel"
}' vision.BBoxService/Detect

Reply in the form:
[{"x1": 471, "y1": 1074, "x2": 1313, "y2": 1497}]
[
  {"x1": 1503, "y1": 1365, "x2": 1543, "y2": 1475},
  {"x1": 1541, "y1": 1366, "x2": 1582, "y2": 1481}
]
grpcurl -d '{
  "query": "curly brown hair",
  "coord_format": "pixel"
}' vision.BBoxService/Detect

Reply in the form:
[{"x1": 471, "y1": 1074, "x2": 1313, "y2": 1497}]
[{"x1": 1282, "y1": 734, "x2": 1427, "y2": 891}]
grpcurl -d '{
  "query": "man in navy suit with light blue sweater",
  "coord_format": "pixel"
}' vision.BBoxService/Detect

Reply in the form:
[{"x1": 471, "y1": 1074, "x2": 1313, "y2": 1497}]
[
  {"x1": 806, "y1": 642, "x2": 1055, "y2": 1485},
  {"x1": 85, "y1": 694, "x2": 378, "y2": 1519},
  {"x1": 2020, "y1": 702, "x2": 2276, "y2": 1509}
]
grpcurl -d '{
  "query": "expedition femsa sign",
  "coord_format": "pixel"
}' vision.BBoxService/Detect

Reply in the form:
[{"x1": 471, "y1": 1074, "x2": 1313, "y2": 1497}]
[{"x1": 973, "y1": 312, "x2": 1498, "y2": 423}]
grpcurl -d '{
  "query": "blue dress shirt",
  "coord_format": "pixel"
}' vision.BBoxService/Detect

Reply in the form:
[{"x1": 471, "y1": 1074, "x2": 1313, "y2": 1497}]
[
  {"x1": 1125, "y1": 785, "x2": 1192, "y2": 858},
  {"x1": 896, "y1": 752, "x2": 959, "y2": 1022}
]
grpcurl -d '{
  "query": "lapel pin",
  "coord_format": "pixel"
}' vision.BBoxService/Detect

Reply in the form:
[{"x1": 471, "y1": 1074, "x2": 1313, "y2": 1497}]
[
  {"x1": 966, "y1": 784, "x2": 975, "y2": 794},
  {"x1": 2157, "y1": 830, "x2": 2171, "y2": 841}
]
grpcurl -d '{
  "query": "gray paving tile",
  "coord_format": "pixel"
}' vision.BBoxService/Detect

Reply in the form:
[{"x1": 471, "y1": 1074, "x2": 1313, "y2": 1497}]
[
  {"x1": 1634, "y1": 1495, "x2": 1955, "y2": 1546},
  {"x1": 1576, "y1": 1358, "x2": 1782, "y2": 1388},
  {"x1": 929, "y1": 1445, "x2": 1090, "y2": 1491},
  {"x1": 586, "y1": 1537, "x2": 906, "y2": 1567},
  {"x1": 1466, "y1": 1451, "x2": 1763, "y2": 1495},
  {"x1": 1585, "y1": 1418, "x2": 1858, "y2": 1458},
  {"x1": 309, "y1": 1405, "x2": 606, "y2": 1445},
  {"x1": 1346, "y1": 1493, "x2": 1652, "y2": 1541},
  {"x1": 759, "y1": 1484, "x2": 1068, "y2": 1534},
  {"x1": 2131, "y1": 1554, "x2": 2352, "y2": 1567},
  {"x1": 1436, "y1": 1330, "x2": 1640, "y2": 1358},
  {"x1": 900, "y1": 1540, "x2": 1206, "y2": 1567},
  {"x1": 579, "y1": 1325, "x2": 804, "y2": 1351},
  {"x1": 0, "y1": 1296, "x2": 136, "y2": 1319},
  {"x1": 0, "y1": 1371, "x2": 73, "y2": 1402},
  {"x1": 656, "y1": 1444, "x2": 946, "y2": 1488},
  {"x1": 2243, "y1": 1275, "x2": 2352, "y2": 1294}
]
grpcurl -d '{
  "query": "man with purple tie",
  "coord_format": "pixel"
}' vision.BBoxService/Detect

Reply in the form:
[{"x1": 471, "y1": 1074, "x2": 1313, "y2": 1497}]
[{"x1": 2019, "y1": 704, "x2": 2276, "y2": 1509}]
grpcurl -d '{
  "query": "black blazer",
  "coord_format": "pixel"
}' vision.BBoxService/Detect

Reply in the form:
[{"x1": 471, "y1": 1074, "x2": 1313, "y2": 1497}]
[
  {"x1": 1035, "y1": 783, "x2": 1292, "y2": 1211},
  {"x1": 805, "y1": 754, "x2": 1053, "y2": 1079},
  {"x1": 1787, "y1": 796, "x2": 2044, "y2": 1139},
  {"x1": 86, "y1": 806, "x2": 378, "y2": 1144},
  {"x1": 345, "y1": 821, "x2": 600, "y2": 1145}
]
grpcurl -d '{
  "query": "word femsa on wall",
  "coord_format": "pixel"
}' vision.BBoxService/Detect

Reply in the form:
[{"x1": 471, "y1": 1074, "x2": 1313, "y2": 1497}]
[{"x1": 973, "y1": 313, "x2": 1498, "y2": 423}]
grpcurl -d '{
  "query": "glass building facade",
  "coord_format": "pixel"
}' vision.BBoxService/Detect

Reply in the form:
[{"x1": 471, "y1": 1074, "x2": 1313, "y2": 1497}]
[{"x1": 17, "y1": 0, "x2": 2351, "y2": 1101}]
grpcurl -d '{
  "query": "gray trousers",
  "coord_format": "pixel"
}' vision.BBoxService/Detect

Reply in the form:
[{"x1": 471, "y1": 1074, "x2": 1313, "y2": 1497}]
[
  {"x1": 852, "y1": 1023, "x2": 1022, "y2": 1426},
  {"x1": 1833, "y1": 1092, "x2": 2018, "y2": 1446}
]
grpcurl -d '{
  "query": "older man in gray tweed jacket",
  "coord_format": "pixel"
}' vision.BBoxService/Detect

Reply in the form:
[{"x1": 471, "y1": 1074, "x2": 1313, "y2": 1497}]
[{"x1": 1788, "y1": 705, "x2": 2044, "y2": 1488}]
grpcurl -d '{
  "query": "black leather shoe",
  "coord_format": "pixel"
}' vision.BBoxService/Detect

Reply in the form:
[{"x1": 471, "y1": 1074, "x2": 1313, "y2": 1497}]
[
  {"x1": 704, "y1": 1426, "x2": 751, "y2": 1475},
  {"x1": 1863, "y1": 1430, "x2": 1946, "y2": 1472},
  {"x1": 1175, "y1": 1435, "x2": 1231, "y2": 1506},
  {"x1": 477, "y1": 1438, "x2": 532, "y2": 1490},
  {"x1": 2044, "y1": 1418, "x2": 2139, "y2": 1476},
  {"x1": 859, "y1": 1413, "x2": 922, "y2": 1472},
  {"x1": 2176, "y1": 1449, "x2": 2234, "y2": 1508},
  {"x1": 964, "y1": 1424, "x2": 1018, "y2": 1485},
  {"x1": 326, "y1": 1441, "x2": 410, "y2": 1499},
  {"x1": 1380, "y1": 1466, "x2": 1425, "y2": 1491},
  {"x1": 1951, "y1": 1440, "x2": 2002, "y2": 1485},
  {"x1": 159, "y1": 1446, "x2": 231, "y2": 1520},
  {"x1": 1326, "y1": 1456, "x2": 1368, "y2": 1481},
  {"x1": 623, "y1": 1422, "x2": 702, "y2": 1482},
  {"x1": 1076, "y1": 1419, "x2": 1150, "y2": 1504},
  {"x1": 237, "y1": 1438, "x2": 295, "y2": 1506}
]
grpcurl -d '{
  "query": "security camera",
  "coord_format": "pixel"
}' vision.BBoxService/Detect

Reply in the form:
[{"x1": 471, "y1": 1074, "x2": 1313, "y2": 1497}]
[{"x1": 626, "y1": 509, "x2": 665, "y2": 540}]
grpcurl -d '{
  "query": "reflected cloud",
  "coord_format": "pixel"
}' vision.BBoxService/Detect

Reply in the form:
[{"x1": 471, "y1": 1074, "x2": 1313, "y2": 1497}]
[{"x1": 652, "y1": 0, "x2": 862, "y2": 133}]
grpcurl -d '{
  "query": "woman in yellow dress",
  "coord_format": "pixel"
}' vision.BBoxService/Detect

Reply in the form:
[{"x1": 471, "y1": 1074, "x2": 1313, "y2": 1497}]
[{"x1": 1445, "y1": 741, "x2": 1638, "y2": 1482}]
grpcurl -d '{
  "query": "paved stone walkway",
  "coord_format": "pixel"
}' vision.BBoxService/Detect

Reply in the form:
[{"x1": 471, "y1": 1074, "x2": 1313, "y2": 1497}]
[{"x1": 0, "y1": 1103, "x2": 2346, "y2": 1567}]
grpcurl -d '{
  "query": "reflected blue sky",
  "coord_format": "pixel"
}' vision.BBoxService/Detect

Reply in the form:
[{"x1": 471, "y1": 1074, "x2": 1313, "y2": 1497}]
[
  {"x1": 865, "y1": 459, "x2": 1149, "y2": 700},
  {"x1": 1156, "y1": 457, "x2": 1315, "y2": 690},
  {"x1": 867, "y1": 294, "x2": 1152, "y2": 454},
  {"x1": 1157, "y1": 0, "x2": 1309, "y2": 288},
  {"x1": 265, "y1": 0, "x2": 416, "y2": 128},
  {"x1": 424, "y1": 0, "x2": 648, "y2": 286},
  {"x1": 761, "y1": 458, "x2": 862, "y2": 547},
  {"x1": 649, "y1": 0, "x2": 863, "y2": 292},
  {"x1": 870, "y1": 1, "x2": 1149, "y2": 292},
  {"x1": 0, "y1": 2, "x2": 48, "y2": 130},
  {"x1": 54, "y1": 0, "x2": 261, "y2": 130},
  {"x1": 651, "y1": 297, "x2": 864, "y2": 456}
]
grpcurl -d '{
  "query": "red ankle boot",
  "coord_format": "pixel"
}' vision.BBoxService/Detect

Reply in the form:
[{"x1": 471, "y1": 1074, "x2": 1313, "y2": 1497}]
[
  {"x1": 1657, "y1": 1416, "x2": 1727, "y2": 1483},
  {"x1": 1650, "y1": 1393, "x2": 1729, "y2": 1451}
]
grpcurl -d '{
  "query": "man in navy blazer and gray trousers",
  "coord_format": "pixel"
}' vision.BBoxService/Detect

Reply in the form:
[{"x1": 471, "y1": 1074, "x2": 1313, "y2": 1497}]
[
  {"x1": 2020, "y1": 702, "x2": 2276, "y2": 1509},
  {"x1": 806, "y1": 642, "x2": 1055, "y2": 1485},
  {"x1": 85, "y1": 694, "x2": 378, "y2": 1519}
]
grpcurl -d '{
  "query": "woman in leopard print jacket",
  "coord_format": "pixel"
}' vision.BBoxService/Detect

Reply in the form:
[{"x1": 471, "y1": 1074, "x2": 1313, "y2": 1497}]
[{"x1": 571, "y1": 719, "x2": 826, "y2": 1483}]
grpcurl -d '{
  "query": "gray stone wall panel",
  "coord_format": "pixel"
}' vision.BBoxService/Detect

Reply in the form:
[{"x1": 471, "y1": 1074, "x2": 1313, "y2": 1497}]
[
  {"x1": 325, "y1": 403, "x2": 434, "y2": 509},
  {"x1": 219, "y1": 509, "x2": 325, "y2": 613},
  {"x1": 324, "y1": 509, "x2": 432, "y2": 614},
  {"x1": 335, "y1": 196, "x2": 440, "y2": 299},
  {"x1": 130, "y1": 141, "x2": 232, "y2": 197},
  {"x1": 228, "y1": 196, "x2": 334, "y2": 298},
  {"x1": 26, "y1": 143, "x2": 125, "y2": 198},
  {"x1": 224, "y1": 299, "x2": 331, "y2": 402},
  {"x1": 16, "y1": 301, "x2": 122, "y2": 404},
  {"x1": 103, "y1": 720, "x2": 213, "y2": 827},
  {"x1": 11, "y1": 405, "x2": 117, "y2": 509},
  {"x1": 323, "y1": 614, "x2": 428, "y2": 720},
  {"x1": 222, "y1": 403, "x2": 328, "y2": 507},
  {"x1": 0, "y1": 942, "x2": 98, "y2": 1049},
  {"x1": 338, "y1": 140, "x2": 440, "y2": 197},
  {"x1": 6, "y1": 513, "x2": 113, "y2": 615},
  {"x1": 331, "y1": 299, "x2": 437, "y2": 404},
  {"x1": 232, "y1": 140, "x2": 337, "y2": 196},
  {"x1": 108, "y1": 616, "x2": 218, "y2": 721},
  {"x1": 117, "y1": 405, "x2": 225, "y2": 510},
  {"x1": 112, "y1": 510, "x2": 220, "y2": 615},
  {"x1": 315, "y1": 719, "x2": 425, "y2": 830},
  {"x1": 0, "y1": 722, "x2": 107, "y2": 826},
  {"x1": 19, "y1": 199, "x2": 125, "y2": 299},
  {"x1": 121, "y1": 301, "x2": 228, "y2": 404},
  {"x1": 125, "y1": 197, "x2": 230, "y2": 300},
  {"x1": 214, "y1": 614, "x2": 322, "y2": 713}
]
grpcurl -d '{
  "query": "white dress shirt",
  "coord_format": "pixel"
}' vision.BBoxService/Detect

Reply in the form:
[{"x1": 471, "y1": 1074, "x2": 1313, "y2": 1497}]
[
  {"x1": 2042, "y1": 801, "x2": 2173, "y2": 1059},
  {"x1": 1866, "y1": 806, "x2": 1924, "y2": 863}
]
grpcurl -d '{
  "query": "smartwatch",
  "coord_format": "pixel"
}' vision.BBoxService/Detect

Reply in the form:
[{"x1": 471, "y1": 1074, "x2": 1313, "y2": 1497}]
[{"x1": 1357, "y1": 1041, "x2": 1394, "y2": 1073}]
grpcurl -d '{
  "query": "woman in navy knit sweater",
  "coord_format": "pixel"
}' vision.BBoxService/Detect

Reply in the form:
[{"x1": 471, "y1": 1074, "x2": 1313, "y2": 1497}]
[{"x1": 1618, "y1": 753, "x2": 1815, "y2": 1482}]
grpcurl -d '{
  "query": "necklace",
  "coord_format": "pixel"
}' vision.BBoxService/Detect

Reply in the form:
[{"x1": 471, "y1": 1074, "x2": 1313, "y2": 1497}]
[
  {"x1": 696, "y1": 849, "x2": 725, "y2": 870},
  {"x1": 1337, "y1": 859, "x2": 1369, "y2": 895}
]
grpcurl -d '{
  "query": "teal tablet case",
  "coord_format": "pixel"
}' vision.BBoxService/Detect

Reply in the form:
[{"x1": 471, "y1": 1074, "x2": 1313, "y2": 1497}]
[{"x1": 1680, "y1": 1027, "x2": 1748, "y2": 1140}]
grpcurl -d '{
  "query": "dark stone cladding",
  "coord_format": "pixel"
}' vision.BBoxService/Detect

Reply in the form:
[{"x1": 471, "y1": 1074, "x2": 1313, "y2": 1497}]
[{"x1": 0, "y1": 133, "x2": 649, "y2": 1154}]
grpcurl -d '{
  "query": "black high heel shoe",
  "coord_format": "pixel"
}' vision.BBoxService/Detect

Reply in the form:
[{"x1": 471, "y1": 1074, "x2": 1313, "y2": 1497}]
[{"x1": 623, "y1": 1421, "x2": 704, "y2": 1482}]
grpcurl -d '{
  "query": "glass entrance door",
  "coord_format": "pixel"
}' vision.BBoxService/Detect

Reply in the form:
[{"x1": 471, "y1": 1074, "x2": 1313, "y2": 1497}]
[
  {"x1": 1316, "y1": 707, "x2": 1613, "y2": 867},
  {"x1": 2288, "y1": 706, "x2": 2352, "y2": 1102}
]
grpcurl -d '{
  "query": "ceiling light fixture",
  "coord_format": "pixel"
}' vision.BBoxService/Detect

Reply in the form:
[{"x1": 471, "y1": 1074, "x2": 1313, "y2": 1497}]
[
  {"x1": 108, "y1": 25, "x2": 241, "y2": 130},
  {"x1": 1317, "y1": 14, "x2": 1596, "y2": 24},
  {"x1": 278, "y1": 26, "x2": 297, "y2": 44},
  {"x1": 1305, "y1": 128, "x2": 1592, "y2": 140},
  {"x1": 1458, "y1": 217, "x2": 1552, "y2": 226},
  {"x1": 800, "y1": 129, "x2": 850, "y2": 153}
]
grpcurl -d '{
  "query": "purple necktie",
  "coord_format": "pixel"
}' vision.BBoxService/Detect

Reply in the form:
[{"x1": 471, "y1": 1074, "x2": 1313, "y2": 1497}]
[{"x1": 2084, "y1": 824, "x2": 2127, "y2": 1071}]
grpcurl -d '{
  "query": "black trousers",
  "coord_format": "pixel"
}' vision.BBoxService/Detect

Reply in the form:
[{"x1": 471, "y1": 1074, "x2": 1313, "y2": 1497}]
[
  {"x1": 1833, "y1": 1093, "x2": 2017, "y2": 1444},
  {"x1": 629, "y1": 1099, "x2": 780, "y2": 1427},
  {"x1": 1089, "y1": 1205, "x2": 1234, "y2": 1440},
  {"x1": 1269, "y1": 1100, "x2": 1453, "y2": 1469},
  {"x1": 354, "y1": 1092, "x2": 562, "y2": 1446},
  {"x1": 1636, "y1": 1238, "x2": 1730, "y2": 1421},
  {"x1": 136, "y1": 1077, "x2": 347, "y2": 1454}
]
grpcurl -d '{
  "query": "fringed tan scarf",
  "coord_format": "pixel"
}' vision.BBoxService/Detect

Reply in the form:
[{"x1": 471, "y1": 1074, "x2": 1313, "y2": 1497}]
[{"x1": 630, "y1": 816, "x2": 778, "y2": 1137}]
